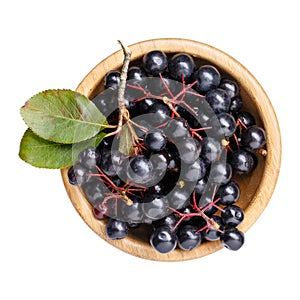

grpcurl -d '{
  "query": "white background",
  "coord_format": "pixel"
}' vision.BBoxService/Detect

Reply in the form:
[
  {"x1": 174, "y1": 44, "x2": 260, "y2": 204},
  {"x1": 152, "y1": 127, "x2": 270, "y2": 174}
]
[{"x1": 1, "y1": 0, "x2": 298, "y2": 299}]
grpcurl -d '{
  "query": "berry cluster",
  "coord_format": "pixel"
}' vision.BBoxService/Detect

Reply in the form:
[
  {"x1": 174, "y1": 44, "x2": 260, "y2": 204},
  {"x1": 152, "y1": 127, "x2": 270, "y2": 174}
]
[{"x1": 67, "y1": 49, "x2": 266, "y2": 254}]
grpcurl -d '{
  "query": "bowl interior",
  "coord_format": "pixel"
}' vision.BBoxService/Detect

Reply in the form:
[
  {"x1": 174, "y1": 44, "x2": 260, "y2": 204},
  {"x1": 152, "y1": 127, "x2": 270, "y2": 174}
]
[{"x1": 61, "y1": 38, "x2": 281, "y2": 261}]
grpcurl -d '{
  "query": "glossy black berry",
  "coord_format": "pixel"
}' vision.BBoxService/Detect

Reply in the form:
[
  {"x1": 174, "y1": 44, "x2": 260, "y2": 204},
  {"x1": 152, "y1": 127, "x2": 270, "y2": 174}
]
[
  {"x1": 241, "y1": 125, "x2": 266, "y2": 151},
  {"x1": 209, "y1": 161, "x2": 232, "y2": 185},
  {"x1": 165, "y1": 118, "x2": 190, "y2": 140},
  {"x1": 221, "y1": 227, "x2": 245, "y2": 251},
  {"x1": 181, "y1": 158, "x2": 206, "y2": 182},
  {"x1": 221, "y1": 205, "x2": 244, "y2": 227},
  {"x1": 104, "y1": 70, "x2": 120, "y2": 89},
  {"x1": 230, "y1": 96, "x2": 243, "y2": 113},
  {"x1": 153, "y1": 214, "x2": 179, "y2": 230},
  {"x1": 197, "y1": 192, "x2": 218, "y2": 216},
  {"x1": 168, "y1": 53, "x2": 195, "y2": 82},
  {"x1": 200, "y1": 137, "x2": 222, "y2": 164},
  {"x1": 122, "y1": 195, "x2": 143, "y2": 224},
  {"x1": 143, "y1": 194, "x2": 169, "y2": 220},
  {"x1": 230, "y1": 149, "x2": 257, "y2": 174},
  {"x1": 150, "y1": 226, "x2": 177, "y2": 254},
  {"x1": 149, "y1": 153, "x2": 168, "y2": 182},
  {"x1": 216, "y1": 181, "x2": 240, "y2": 205},
  {"x1": 78, "y1": 146, "x2": 100, "y2": 169},
  {"x1": 177, "y1": 225, "x2": 202, "y2": 251},
  {"x1": 82, "y1": 179, "x2": 106, "y2": 206},
  {"x1": 67, "y1": 163, "x2": 89, "y2": 186},
  {"x1": 143, "y1": 50, "x2": 168, "y2": 75},
  {"x1": 203, "y1": 216, "x2": 224, "y2": 241},
  {"x1": 194, "y1": 178, "x2": 207, "y2": 195},
  {"x1": 177, "y1": 137, "x2": 201, "y2": 164},
  {"x1": 127, "y1": 155, "x2": 153, "y2": 184},
  {"x1": 216, "y1": 112, "x2": 237, "y2": 137},
  {"x1": 205, "y1": 88, "x2": 231, "y2": 113},
  {"x1": 93, "y1": 203, "x2": 109, "y2": 220},
  {"x1": 167, "y1": 188, "x2": 190, "y2": 210},
  {"x1": 148, "y1": 102, "x2": 171, "y2": 124},
  {"x1": 219, "y1": 78, "x2": 239, "y2": 99},
  {"x1": 236, "y1": 111, "x2": 256, "y2": 127},
  {"x1": 144, "y1": 130, "x2": 167, "y2": 152},
  {"x1": 99, "y1": 147, "x2": 118, "y2": 177},
  {"x1": 193, "y1": 65, "x2": 221, "y2": 94},
  {"x1": 127, "y1": 66, "x2": 147, "y2": 83},
  {"x1": 106, "y1": 219, "x2": 128, "y2": 240}
]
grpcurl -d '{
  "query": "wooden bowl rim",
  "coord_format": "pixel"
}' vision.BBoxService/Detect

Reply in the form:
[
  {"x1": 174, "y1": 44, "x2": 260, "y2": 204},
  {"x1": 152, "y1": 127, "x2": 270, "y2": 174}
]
[{"x1": 61, "y1": 38, "x2": 282, "y2": 261}]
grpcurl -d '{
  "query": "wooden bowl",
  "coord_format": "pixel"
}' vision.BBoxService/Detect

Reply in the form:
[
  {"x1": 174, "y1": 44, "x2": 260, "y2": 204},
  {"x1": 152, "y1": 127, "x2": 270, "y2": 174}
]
[{"x1": 61, "y1": 38, "x2": 281, "y2": 261}]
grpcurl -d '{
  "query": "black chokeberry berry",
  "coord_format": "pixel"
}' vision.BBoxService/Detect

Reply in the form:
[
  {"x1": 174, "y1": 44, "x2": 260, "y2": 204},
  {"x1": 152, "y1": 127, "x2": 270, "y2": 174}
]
[
  {"x1": 193, "y1": 65, "x2": 221, "y2": 94},
  {"x1": 143, "y1": 50, "x2": 168, "y2": 75},
  {"x1": 177, "y1": 225, "x2": 202, "y2": 251},
  {"x1": 106, "y1": 219, "x2": 129, "y2": 240},
  {"x1": 241, "y1": 125, "x2": 266, "y2": 151},
  {"x1": 230, "y1": 149, "x2": 257, "y2": 174},
  {"x1": 205, "y1": 88, "x2": 231, "y2": 113},
  {"x1": 104, "y1": 71, "x2": 120, "y2": 89},
  {"x1": 221, "y1": 205, "x2": 244, "y2": 227},
  {"x1": 144, "y1": 130, "x2": 167, "y2": 152},
  {"x1": 221, "y1": 227, "x2": 245, "y2": 251},
  {"x1": 168, "y1": 53, "x2": 196, "y2": 82},
  {"x1": 150, "y1": 226, "x2": 177, "y2": 254}
]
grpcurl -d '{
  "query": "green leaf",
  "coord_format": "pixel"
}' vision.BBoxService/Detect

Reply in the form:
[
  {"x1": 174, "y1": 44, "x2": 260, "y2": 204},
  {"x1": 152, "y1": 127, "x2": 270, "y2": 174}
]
[
  {"x1": 119, "y1": 124, "x2": 135, "y2": 155},
  {"x1": 20, "y1": 89, "x2": 107, "y2": 144},
  {"x1": 19, "y1": 129, "x2": 105, "y2": 169}
]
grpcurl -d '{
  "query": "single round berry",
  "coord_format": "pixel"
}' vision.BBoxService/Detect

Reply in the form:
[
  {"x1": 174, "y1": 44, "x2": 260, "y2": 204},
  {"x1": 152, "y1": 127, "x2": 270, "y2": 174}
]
[
  {"x1": 209, "y1": 161, "x2": 232, "y2": 185},
  {"x1": 127, "y1": 66, "x2": 147, "y2": 83},
  {"x1": 236, "y1": 111, "x2": 256, "y2": 127},
  {"x1": 82, "y1": 179, "x2": 106, "y2": 206},
  {"x1": 197, "y1": 193, "x2": 218, "y2": 216},
  {"x1": 221, "y1": 205, "x2": 244, "y2": 227},
  {"x1": 200, "y1": 137, "x2": 222, "y2": 164},
  {"x1": 67, "y1": 163, "x2": 89, "y2": 186},
  {"x1": 168, "y1": 53, "x2": 196, "y2": 82},
  {"x1": 230, "y1": 149, "x2": 257, "y2": 174},
  {"x1": 219, "y1": 78, "x2": 240, "y2": 98},
  {"x1": 144, "y1": 130, "x2": 167, "y2": 152},
  {"x1": 203, "y1": 216, "x2": 224, "y2": 241},
  {"x1": 165, "y1": 118, "x2": 190, "y2": 140},
  {"x1": 153, "y1": 214, "x2": 179, "y2": 230},
  {"x1": 122, "y1": 195, "x2": 143, "y2": 224},
  {"x1": 216, "y1": 181, "x2": 240, "y2": 205},
  {"x1": 167, "y1": 188, "x2": 190, "y2": 210},
  {"x1": 127, "y1": 155, "x2": 153, "y2": 184},
  {"x1": 177, "y1": 225, "x2": 202, "y2": 251},
  {"x1": 143, "y1": 50, "x2": 168, "y2": 75},
  {"x1": 193, "y1": 65, "x2": 221, "y2": 94},
  {"x1": 104, "y1": 70, "x2": 120, "y2": 89},
  {"x1": 148, "y1": 102, "x2": 171, "y2": 123},
  {"x1": 230, "y1": 96, "x2": 243, "y2": 113},
  {"x1": 78, "y1": 146, "x2": 100, "y2": 169},
  {"x1": 181, "y1": 158, "x2": 206, "y2": 182},
  {"x1": 149, "y1": 153, "x2": 168, "y2": 182},
  {"x1": 177, "y1": 137, "x2": 201, "y2": 164},
  {"x1": 106, "y1": 219, "x2": 128, "y2": 240},
  {"x1": 93, "y1": 203, "x2": 109, "y2": 220},
  {"x1": 99, "y1": 147, "x2": 118, "y2": 177},
  {"x1": 216, "y1": 112, "x2": 237, "y2": 137},
  {"x1": 205, "y1": 88, "x2": 231, "y2": 113},
  {"x1": 194, "y1": 178, "x2": 207, "y2": 195},
  {"x1": 221, "y1": 227, "x2": 245, "y2": 251},
  {"x1": 150, "y1": 226, "x2": 177, "y2": 254},
  {"x1": 143, "y1": 194, "x2": 169, "y2": 220},
  {"x1": 241, "y1": 125, "x2": 266, "y2": 151}
]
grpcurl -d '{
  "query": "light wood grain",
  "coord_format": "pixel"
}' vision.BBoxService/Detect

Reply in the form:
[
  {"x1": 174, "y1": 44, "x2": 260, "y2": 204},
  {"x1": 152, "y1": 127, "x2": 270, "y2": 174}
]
[{"x1": 61, "y1": 38, "x2": 281, "y2": 261}]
